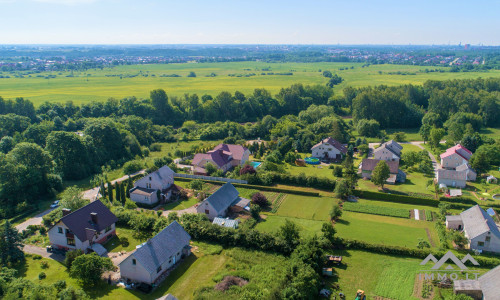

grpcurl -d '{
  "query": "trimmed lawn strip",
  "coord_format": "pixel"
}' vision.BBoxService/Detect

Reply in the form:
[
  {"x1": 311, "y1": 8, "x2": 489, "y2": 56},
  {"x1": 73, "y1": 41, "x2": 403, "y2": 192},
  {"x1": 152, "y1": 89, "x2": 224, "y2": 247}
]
[
  {"x1": 343, "y1": 202, "x2": 409, "y2": 218},
  {"x1": 276, "y1": 194, "x2": 336, "y2": 221},
  {"x1": 255, "y1": 215, "x2": 325, "y2": 238}
]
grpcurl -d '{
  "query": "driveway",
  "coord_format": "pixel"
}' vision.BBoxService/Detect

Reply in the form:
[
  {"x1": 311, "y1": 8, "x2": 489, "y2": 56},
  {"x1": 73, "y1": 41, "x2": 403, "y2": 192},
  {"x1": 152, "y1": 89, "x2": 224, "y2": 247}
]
[
  {"x1": 83, "y1": 169, "x2": 146, "y2": 201},
  {"x1": 162, "y1": 205, "x2": 197, "y2": 217},
  {"x1": 15, "y1": 208, "x2": 55, "y2": 232},
  {"x1": 23, "y1": 245, "x2": 65, "y2": 263}
]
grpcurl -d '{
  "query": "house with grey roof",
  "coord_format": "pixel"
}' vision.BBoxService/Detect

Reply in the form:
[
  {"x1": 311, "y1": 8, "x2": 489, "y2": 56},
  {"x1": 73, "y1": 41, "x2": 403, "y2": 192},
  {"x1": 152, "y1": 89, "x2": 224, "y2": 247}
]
[
  {"x1": 129, "y1": 165, "x2": 180, "y2": 206},
  {"x1": 456, "y1": 164, "x2": 477, "y2": 181},
  {"x1": 48, "y1": 200, "x2": 118, "y2": 256},
  {"x1": 358, "y1": 158, "x2": 406, "y2": 184},
  {"x1": 445, "y1": 205, "x2": 500, "y2": 253},
  {"x1": 119, "y1": 221, "x2": 191, "y2": 285},
  {"x1": 373, "y1": 140, "x2": 402, "y2": 161},
  {"x1": 436, "y1": 169, "x2": 467, "y2": 188},
  {"x1": 196, "y1": 183, "x2": 240, "y2": 220},
  {"x1": 454, "y1": 264, "x2": 500, "y2": 300},
  {"x1": 311, "y1": 137, "x2": 347, "y2": 161}
]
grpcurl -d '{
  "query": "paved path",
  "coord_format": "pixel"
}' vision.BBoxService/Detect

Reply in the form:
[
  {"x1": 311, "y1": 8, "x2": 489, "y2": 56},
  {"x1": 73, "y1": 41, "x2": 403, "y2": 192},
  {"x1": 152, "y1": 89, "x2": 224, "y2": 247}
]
[
  {"x1": 23, "y1": 245, "x2": 65, "y2": 262},
  {"x1": 162, "y1": 205, "x2": 197, "y2": 217},
  {"x1": 15, "y1": 208, "x2": 55, "y2": 232},
  {"x1": 82, "y1": 169, "x2": 146, "y2": 201}
]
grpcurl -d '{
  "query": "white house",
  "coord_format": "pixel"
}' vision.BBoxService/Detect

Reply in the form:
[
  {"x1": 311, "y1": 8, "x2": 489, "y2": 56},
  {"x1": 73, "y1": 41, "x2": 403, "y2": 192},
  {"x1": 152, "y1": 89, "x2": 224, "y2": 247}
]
[
  {"x1": 119, "y1": 221, "x2": 191, "y2": 286},
  {"x1": 373, "y1": 140, "x2": 402, "y2": 161},
  {"x1": 436, "y1": 169, "x2": 467, "y2": 188},
  {"x1": 456, "y1": 164, "x2": 477, "y2": 181},
  {"x1": 440, "y1": 144, "x2": 472, "y2": 169},
  {"x1": 129, "y1": 165, "x2": 179, "y2": 206},
  {"x1": 311, "y1": 137, "x2": 347, "y2": 161},
  {"x1": 445, "y1": 205, "x2": 500, "y2": 253},
  {"x1": 196, "y1": 183, "x2": 240, "y2": 220},
  {"x1": 48, "y1": 200, "x2": 118, "y2": 255}
]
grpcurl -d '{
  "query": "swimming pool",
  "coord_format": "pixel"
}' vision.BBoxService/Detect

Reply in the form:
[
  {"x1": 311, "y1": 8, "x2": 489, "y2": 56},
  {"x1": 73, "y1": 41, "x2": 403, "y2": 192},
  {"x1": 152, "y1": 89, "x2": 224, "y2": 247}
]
[{"x1": 250, "y1": 161, "x2": 262, "y2": 168}]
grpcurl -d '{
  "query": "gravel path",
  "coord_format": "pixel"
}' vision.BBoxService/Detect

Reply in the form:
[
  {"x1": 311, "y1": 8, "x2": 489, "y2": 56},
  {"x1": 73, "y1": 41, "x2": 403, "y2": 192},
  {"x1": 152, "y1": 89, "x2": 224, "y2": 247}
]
[
  {"x1": 15, "y1": 208, "x2": 55, "y2": 232},
  {"x1": 23, "y1": 245, "x2": 65, "y2": 262}
]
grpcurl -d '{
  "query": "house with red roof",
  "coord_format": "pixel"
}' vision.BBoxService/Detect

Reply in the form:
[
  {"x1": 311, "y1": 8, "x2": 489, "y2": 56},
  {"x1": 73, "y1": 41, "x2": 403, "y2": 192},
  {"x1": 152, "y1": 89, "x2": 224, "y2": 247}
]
[
  {"x1": 311, "y1": 137, "x2": 347, "y2": 161},
  {"x1": 192, "y1": 144, "x2": 250, "y2": 175},
  {"x1": 440, "y1": 144, "x2": 472, "y2": 169}
]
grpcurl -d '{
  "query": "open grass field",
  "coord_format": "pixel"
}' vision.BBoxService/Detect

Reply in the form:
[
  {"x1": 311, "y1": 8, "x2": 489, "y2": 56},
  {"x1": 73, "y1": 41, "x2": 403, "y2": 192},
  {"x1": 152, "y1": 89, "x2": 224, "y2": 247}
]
[
  {"x1": 255, "y1": 215, "x2": 325, "y2": 238},
  {"x1": 2, "y1": 61, "x2": 500, "y2": 106},
  {"x1": 335, "y1": 211, "x2": 439, "y2": 248},
  {"x1": 275, "y1": 194, "x2": 335, "y2": 221}
]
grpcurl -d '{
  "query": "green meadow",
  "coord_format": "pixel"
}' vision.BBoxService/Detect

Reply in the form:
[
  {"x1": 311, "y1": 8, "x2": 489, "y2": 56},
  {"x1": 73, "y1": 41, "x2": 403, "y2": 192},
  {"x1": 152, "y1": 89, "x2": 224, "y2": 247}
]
[{"x1": 2, "y1": 61, "x2": 500, "y2": 106}]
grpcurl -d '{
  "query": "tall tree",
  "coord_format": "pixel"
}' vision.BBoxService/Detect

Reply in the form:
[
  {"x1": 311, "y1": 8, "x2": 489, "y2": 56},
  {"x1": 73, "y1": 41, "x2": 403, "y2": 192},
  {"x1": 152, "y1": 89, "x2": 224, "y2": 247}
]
[
  {"x1": 70, "y1": 253, "x2": 113, "y2": 286},
  {"x1": 150, "y1": 89, "x2": 172, "y2": 125},
  {"x1": 115, "y1": 182, "x2": 121, "y2": 204},
  {"x1": 60, "y1": 186, "x2": 87, "y2": 211},
  {"x1": 107, "y1": 182, "x2": 113, "y2": 202},
  {"x1": 0, "y1": 220, "x2": 24, "y2": 266},
  {"x1": 371, "y1": 160, "x2": 390, "y2": 190}
]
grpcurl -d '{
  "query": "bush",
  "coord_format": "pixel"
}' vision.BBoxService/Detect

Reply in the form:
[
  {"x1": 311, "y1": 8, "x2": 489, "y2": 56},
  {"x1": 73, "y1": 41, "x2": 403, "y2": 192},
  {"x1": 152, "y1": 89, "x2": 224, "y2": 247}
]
[
  {"x1": 251, "y1": 192, "x2": 269, "y2": 207},
  {"x1": 40, "y1": 261, "x2": 49, "y2": 269},
  {"x1": 64, "y1": 249, "x2": 84, "y2": 269},
  {"x1": 334, "y1": 166, "x2": 343, "y2": 177},
  {"x1": 189, "y1": 179, "x2": 204, "y2": 190},
  {"x1": 38, "y1": 272, "x2": 46, "y2": 280},
  {"x1": 123, "y1": 160, "x2": 144, "y2": 174},
  {"x1": 149, "y1": 143, "x2": 162, "y2": 152},
  {"x1": 120, "y1": 236, "x2": 129, "y2": 247},
  {"x1": 32, "y1": 255, "x2": 42, "y2": 260}
]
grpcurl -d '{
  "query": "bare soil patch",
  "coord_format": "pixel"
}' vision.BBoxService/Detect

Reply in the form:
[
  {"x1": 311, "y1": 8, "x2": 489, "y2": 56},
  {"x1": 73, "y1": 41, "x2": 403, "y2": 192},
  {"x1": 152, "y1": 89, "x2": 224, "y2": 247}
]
[{"x1": 214, "y1": 276, "x2": 249, "y2": 291}]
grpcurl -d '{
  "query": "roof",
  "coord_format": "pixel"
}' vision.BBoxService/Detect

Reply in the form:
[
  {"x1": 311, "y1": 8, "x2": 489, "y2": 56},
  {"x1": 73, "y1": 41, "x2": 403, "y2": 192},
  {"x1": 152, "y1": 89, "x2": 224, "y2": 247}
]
[
  {"x1": 212, "y1": 217, "x2": 239, "y2": 228},
  {"x1": 136, "y1": 165, "x2": 174, "y2": 187},
  {"x1": 156, "y1": 295, "x2": 178, "y2": 300},
  {"x1": 453, "y1": 280, "x2": 481, "y2": 291},
  {"x1": 126, "y1": 221, "x2": 191, "y2": 275},
  {"x1": 440, "y1": 144, "x2": 472, "y2": 161},
  {"x1": 449, "y1": 189, "x2": 462, "y2": 197},
  {"x1": 192, "y1": 151, "x2": 231, "y2": 168},
  {"x1": 204, "y1": 183, "x2": 240, "y2": 213},
  {"x1": 211, "y1": 144, "x2": 249, "y2": 161},
  {"x1": 311, "y1": 137, "x2": 347, "y2": 154},
  {"x1": 59, "y1": 200, "x2": 118, "y2": 243},
  {"x1": 374, "y1": 144, "x2": 400, "y2": 158},
  {"x1": 437, "y1": 169, "x2": 467, "y2": 181},
  {"x1": 456, "y1": 164, "x2": 475, "y2": 173},
  {"x1": 360, "y1": 159, "x2": 399, "y2": 174},
  {"x1": 130, "y1": 186, "x2": 156, "y2": 196},
  {"x1": 374, "y1": 140, "x2": 402, "y2": 157},
  {"x1": 487, "y1": 175, "x2": 497, "y2": 180},
  {"x1": 90, "y1": 243, "x2": 108, "y2": 256},
  {"x1": 479, "y1": 264, "x2": 500, "y2": 299},
  {"x1": 446, "y1": 215, "x2": 463, "y2": 222},
  {"x1": 460, "y1": 205, "x2": 500, "y2": 240}
]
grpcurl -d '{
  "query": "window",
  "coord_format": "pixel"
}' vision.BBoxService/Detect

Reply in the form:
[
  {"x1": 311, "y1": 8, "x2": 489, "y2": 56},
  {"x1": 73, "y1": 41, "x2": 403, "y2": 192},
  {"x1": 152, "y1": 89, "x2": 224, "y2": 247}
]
[
  {"x1": 58, "y1": 227, "x2": 63, "y2": 234},
  {"x1": 478, "y1": 241, "x2": 485, "y2": 247},
  {"x1": 177, "y1": 252, "x2": 180, "y2": 256},
  {"x1": 67, "y1": 238, "x2": 75, "y2": 246},
  {"x1": 65, "y1": 228, "x2": 70, "y2": 234},
  {"x1": 486, "y1": 236, "x2": 491, "y2": 242},
  {"x1": 132, "y1": 259, "x2": 136, "y2": 265},
  {"x1": 156, "y1": 266, "x2": 162, "y2": 273},
  {"x1": 105, "y1": 226, "x2": 111, "y2": 232},
  {"x1": 205, "y1": 209, "x2": 209, "y2": 214}
]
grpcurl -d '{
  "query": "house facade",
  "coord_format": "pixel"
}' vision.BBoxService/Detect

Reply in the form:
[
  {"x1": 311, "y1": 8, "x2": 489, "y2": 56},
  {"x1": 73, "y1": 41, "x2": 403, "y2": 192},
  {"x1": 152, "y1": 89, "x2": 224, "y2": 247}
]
[
  {"x1": 196, "y1": 183, "x2": 240, "y2": 220},
  {"x1": 373, "y1": 140, "x2": 402, "y2": 161},
  {"x1": 440, "y1": 144, "x2": 472, "y2": 169},
  {"x1": 445, "y1": 205, "x2": 500, "y2": 253},
  {"x1": 192, "y1": 144, "x2": 250, "y2": 174},
  {"x1": 454, "y1": 262, "x2": 500, "y2": 299},
  {"x1": 119, "y1": 221, "x2": 191, "y2": 285},
  {"x1": 456, "y1": 164, "x2": 477, "y2": 181},
  {"x1": 129, "y1": 165, "x2": 178, "y2": 205},
  {"x1": 436, "y1": 169, "x2": 467, "y2": 188},
  {"x1": 311, "y1": 137, "x2": 347, "y2": 161},
  {"x1": 48, "y1": 200, "x2": 117, "y2": 255},
  {"x1": 358, "y1": 159, "x2": 406, "y2": 184}
]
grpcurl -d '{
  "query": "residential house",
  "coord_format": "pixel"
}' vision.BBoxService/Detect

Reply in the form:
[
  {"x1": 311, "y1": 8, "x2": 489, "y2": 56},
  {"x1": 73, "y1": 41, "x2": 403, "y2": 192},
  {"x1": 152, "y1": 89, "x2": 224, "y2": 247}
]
[
  {"x1": 436, "y1": 169, "x2": 467, "y2": 188},
  {"x1": 212, "y1": 217, "x2": 239, "y2": 229},
  {"x1": 119, "y1": 221, "x2": 191, "y2": 286},
  {"x1": 129, "y1": 165, "x2": 179, "y2": 206},
  {"x1": 192, "y1": 144, "x2": 250, "y2": 175},
  {"x1": 454, "y1": 264, "x2": 500, "y2": 300},
  {"x1": 196, "y1": 183, "x2": 240, "y2": 220},
  {"x1": 456, "y1": 164, "x2": 477, "y2": 181},
  {"x1": 445, "y1": 205, "x2": 500, "y2": 253},
  {"x1": 358, "y1": 158, "x2": 406, "y2": 184},
  {"x1": 440, "y1": 144, "x2": 472, "y2": 169},
  {"x1": 373, "y1": 140, "x2": 403, "y2": 161},
  {"x1": 311, "y1": 137, "x2": 347, "y2": 161},
  {"x1": 48, "y1": 200, "x2": 118, "y2": 255}
]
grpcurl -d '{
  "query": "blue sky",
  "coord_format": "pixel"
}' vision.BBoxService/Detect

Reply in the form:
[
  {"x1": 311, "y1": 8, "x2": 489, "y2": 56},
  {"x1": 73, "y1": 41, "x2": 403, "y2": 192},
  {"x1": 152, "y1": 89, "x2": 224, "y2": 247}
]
[{"x1": 0, "y1": 0, "x2": 498, "y2": 45}]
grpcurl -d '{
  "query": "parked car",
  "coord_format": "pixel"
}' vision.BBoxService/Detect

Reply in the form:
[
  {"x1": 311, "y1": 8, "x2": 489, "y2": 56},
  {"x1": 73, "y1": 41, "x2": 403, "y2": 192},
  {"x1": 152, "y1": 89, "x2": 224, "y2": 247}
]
[{"x1": 50, "y1": 200, "x2": 60, "y2": 208}]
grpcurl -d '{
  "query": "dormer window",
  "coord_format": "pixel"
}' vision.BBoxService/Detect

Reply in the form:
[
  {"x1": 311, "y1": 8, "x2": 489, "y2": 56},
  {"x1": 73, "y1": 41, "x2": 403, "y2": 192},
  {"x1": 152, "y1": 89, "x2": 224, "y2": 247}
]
[{"x1": 149, "y1": 177, "x2": 152, "y2": 181}]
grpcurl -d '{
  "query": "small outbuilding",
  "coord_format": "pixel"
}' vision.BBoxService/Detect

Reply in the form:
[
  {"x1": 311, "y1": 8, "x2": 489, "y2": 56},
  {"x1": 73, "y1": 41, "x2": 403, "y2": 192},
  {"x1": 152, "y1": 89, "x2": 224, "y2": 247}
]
[
  {"x1": 212, "y1": 217, "x2": 239, "y2": 229},
  {"x1": 453, "y1": 280, "x2": 483, "y2": 300},
  {"x1": 486, "y1": 175, "x2": 498, "y2": 184}
]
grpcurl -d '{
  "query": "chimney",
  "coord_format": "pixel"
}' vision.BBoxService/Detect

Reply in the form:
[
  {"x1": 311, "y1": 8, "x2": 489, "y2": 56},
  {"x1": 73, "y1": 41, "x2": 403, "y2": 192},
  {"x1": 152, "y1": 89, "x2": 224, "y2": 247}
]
[
  {"x1": 62, "y1": 208, "x2": 71, "y2": 216},
  {"x1": 90, "y1": 212, "x2": 98, "y2": 224}
]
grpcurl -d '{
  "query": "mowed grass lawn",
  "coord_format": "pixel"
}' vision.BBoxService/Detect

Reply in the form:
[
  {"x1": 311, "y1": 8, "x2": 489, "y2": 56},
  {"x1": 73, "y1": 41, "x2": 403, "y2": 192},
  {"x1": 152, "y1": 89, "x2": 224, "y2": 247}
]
[
  {"x1": 255, "y1": 215, "x2": 325, "y2": 238},
  {"x1": 357, "y1": 171, "x2": 435, "y2": 196},
  {"x1": 335, "y1": 211, "x2": 439, "y2": 248},
  {"x1": 276, "y1": 194, "x2": 336, "y2": 221},
  {"x1": 104, "y1": 226, "x2": 143, "y2": 252},
  {"x1": 3, "y1": 61, "x2": 500, "y2": 106}
]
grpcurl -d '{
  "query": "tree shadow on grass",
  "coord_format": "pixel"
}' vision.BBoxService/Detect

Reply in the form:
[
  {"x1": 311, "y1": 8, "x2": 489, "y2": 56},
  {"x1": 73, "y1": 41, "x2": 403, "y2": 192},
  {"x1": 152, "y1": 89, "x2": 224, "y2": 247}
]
[{"x1": 335, "y1": 219, "x2": 350, "y2": 225}]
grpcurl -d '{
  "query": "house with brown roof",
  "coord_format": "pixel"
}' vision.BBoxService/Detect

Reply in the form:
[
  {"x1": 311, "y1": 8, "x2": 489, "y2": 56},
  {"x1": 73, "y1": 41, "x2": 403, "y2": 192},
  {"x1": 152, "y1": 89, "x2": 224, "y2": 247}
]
[
  {"x1": 358, "y1": 158, "x2": 406, "y2": 184},
  {"x1": 48, "y1": 200, "x2": 118, "y2": 256},
  {"x1": 311, "y1": 137, "x2": 347, "y2": 161},
  {"x1": 129, "y1": 165, "x2": 180, "y2": 206},
  {"x1": 192, "y1": 144, "x2": 250, "y2": 175}
]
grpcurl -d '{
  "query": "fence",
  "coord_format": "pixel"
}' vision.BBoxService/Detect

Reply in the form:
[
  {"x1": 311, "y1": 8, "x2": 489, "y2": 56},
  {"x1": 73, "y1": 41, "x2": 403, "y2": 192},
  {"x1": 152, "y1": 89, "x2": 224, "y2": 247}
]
[{"x1": 174, "y1": 173, "x2": 248, "y2": 184}]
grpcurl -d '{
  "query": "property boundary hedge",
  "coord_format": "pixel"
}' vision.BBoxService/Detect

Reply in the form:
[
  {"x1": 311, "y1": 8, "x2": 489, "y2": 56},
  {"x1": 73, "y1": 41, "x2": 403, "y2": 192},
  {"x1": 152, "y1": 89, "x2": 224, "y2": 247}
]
[
  {"x1": 174, "y1": 176, "x2": 320, "y2": 196},
  {"x1": 353, "y1": 190, "x2": 439, "y2": 206}
]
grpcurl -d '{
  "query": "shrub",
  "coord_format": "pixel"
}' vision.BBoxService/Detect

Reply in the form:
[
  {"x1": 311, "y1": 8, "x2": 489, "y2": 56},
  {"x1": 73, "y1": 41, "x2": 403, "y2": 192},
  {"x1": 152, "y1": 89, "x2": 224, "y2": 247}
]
[
  {"x1": 343, "y1": 202, "x2": 409, "y2": 218},
  {"x1": 32, "y1": 255, "x2": 42, "y2": 260},
  {"x1": 38, "y1": 272, "x2": 46, "y2": 280},
  {"x1": 189, "y1": 179, "x2": 204, "y2": 190},
  {"x1": 64, "y1": 249, "x2": 84, "y2": 269},
  {"x1": 149, "y1": 143, "x2": 162, "y2": 152},
  {"x1": 240, "y1": 164, "x2": 256, "y2": 175},
  {"x1": 120, "y1": 237, "x2": 129, "y2": 247},
  {"x1": 353, "y1": 190, "x2": 439, "y2": 207},
  {"x1": 251, "y1": 192, "x2": 269, "y2": 207},
  {"x1": 40, "y1": 261, "x2": 49, "y2": 269},
  {"x1": 123, "y1": 160, "x2": 144, "y2": 174},
  {"x1": 333, "y1": 166, "x2": 343, "y2": 177}
]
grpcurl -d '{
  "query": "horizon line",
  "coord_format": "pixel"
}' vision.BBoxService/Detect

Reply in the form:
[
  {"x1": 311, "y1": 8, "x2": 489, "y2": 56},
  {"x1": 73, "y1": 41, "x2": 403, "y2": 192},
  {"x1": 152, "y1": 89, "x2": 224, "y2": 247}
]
[{"x1": 0, "y1": 43, "x2": 499, "y2": 47}]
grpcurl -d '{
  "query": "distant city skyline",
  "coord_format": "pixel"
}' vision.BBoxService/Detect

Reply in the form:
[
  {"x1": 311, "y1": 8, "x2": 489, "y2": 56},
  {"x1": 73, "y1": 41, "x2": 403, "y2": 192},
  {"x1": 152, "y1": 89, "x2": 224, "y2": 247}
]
[{"x1": 1, "y1": 0, "x2": 499, "y2": 45}]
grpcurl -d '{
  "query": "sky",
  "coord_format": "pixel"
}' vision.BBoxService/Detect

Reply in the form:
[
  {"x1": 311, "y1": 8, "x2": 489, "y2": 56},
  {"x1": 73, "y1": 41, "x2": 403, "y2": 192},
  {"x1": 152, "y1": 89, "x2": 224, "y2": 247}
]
[{"x1": 0, "y1": 0, "x2": 499, "y2": 45}]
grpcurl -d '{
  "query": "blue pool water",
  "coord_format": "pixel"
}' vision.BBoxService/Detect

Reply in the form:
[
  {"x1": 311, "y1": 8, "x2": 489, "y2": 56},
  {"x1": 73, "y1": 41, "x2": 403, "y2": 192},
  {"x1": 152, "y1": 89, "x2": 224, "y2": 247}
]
[{"x1": 250, "y1": 162, "x2": 262, "y2": 168}]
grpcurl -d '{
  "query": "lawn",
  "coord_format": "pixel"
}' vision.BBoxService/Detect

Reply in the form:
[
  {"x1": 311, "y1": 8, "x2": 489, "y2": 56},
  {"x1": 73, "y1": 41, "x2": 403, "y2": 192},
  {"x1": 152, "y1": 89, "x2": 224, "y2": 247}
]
[
  {"x1": 401, "y1": 143, "x2": 425, "y2": 153},
  {"x1": 104, "y1": 226, "x2": 143, "y2": 253},
  {"x1": 255, "y1": 215, "x2": 325, "y2": 238},
  {"x1": 335, "y1": 211, "x2": 439, "y2": 248},
  {"x1": 162, "y1": 197, "x2": 199, "y2": 211},
  {"x1": 357, "y1": 171, "x2": 435, "y2": 196},
  {"x1": 3, "y1": 62, "x2": 500, "y2": 106},
  {"x1": 276, "y1": 194, "x2": 336, "y2": 221},
  {"x1": 285, "y1": 163, "x2": 337, "y2": 178}
]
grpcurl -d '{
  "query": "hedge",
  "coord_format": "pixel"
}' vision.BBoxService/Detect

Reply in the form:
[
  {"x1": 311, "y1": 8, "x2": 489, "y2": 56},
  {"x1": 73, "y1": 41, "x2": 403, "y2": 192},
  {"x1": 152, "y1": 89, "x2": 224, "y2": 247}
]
[
  {"x1": 174, "y1": 177, "x2": 320, "y2": 196},
  {"x1": 353, "y1": 190, "x2": 439, "y2": 207},
  {"x1": 343, "y1": 202, "x2": 409, "y2": 218},
  {"x1": 339, "y1": 238, "x2": 500, "y2": 268}
]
